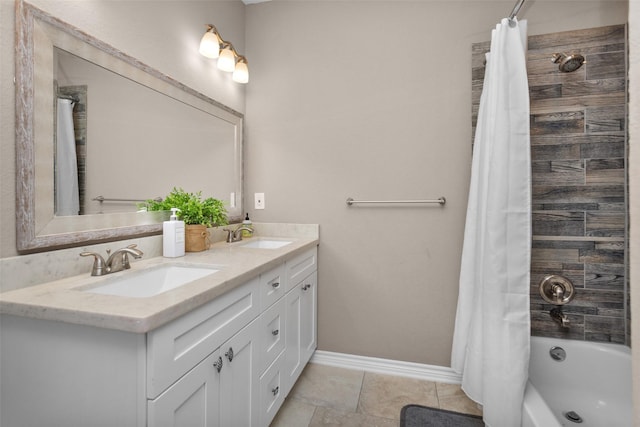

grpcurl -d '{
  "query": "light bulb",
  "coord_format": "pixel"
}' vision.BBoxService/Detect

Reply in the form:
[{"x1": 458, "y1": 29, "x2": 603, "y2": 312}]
[
  {"x1": 217, "y1": 46, "x2": 236, "y2": 72},
  {"x1": 233, "y1": 59, "x2": 249, "y2": 84},
  {"x1": 199, "y1": 31, "x2": 220, "y2": 59}
]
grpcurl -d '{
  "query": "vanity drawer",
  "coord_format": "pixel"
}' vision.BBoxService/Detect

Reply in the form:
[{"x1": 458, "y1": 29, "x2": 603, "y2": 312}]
[
  {"x1": 146, "y1": 278, "x2": 259, "y2": 398},
  {"x1": 260, "y1": 351, "x2": 286, "y2": 427},
  {"x1": 285, "y1": 247, "x2": 318, "y2": 292},
  {"x1": 258, "y1": 297, "x2": 286, "y2": 374},
  {"x1": 260, "y1": 263, "x2": 286, "y2": 311}
]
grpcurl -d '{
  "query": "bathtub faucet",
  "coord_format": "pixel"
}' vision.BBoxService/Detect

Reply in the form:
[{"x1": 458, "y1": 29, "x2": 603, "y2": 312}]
[{"x1": 550, "y1": 307, "x2": 570, "y2": 328}]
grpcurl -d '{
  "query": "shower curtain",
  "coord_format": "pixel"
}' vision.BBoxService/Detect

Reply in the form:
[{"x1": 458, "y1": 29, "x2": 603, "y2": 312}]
[
  {"x1": 56, "y1": 98, "x2": 80, "y2": 216},
  {"x1": 451, "y1": 18, "x2": 531, "y2": 427}
]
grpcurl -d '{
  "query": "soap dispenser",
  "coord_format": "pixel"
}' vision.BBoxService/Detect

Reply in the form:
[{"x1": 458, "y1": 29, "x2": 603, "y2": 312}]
[
  {"x1": 242, "y1": 213, "x2": 253, "y2": 238},
  {"x1": 163, "y1": 208, "x2": 185, "y2": 258}
]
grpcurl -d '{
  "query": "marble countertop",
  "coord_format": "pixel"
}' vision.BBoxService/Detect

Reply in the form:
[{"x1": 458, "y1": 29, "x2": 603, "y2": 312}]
[{"x1": 0, "y1": 224, "x2": 319, "y2": 333}]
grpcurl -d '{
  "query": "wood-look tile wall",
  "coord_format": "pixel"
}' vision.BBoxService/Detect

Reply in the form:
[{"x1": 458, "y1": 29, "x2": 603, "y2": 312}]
[{"x1": 471, "y1": 25, "x2": 628, "y2": 344}]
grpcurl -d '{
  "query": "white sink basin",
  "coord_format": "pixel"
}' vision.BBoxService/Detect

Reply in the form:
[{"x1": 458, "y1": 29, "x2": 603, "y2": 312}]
[
  {"x1": 238, "y1": 239, "x2": 292, "y2": 249},
  {"x1": 84, "y1": 264, "x2": 220, "y2": 298}
]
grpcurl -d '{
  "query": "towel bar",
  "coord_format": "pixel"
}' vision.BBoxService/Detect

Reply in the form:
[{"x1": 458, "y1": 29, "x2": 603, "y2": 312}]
[
  {"x1": 93, "y1": 196, "x2": 162, "y2": 203},
  {"x1": 346, "y1": 197, "x2": 446, "y2": 206}
]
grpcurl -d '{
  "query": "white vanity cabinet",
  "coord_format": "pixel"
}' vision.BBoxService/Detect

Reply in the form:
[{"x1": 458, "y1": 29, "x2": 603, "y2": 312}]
[
  {"x1": 146, "y1": 246, "x2": 318, "y2": 427},
  {"x1": 148, "y1": 316, "x2": 261, "y2": 427},
  {"x1": 0, "y1": 245, "x2": 318, "y2": 427},
  {"x1": 146, "y1": 277, "x2": 260, "y2": 399},
  {"x1": 258, "y1": 246, "x2": 318, "y2": 426}
]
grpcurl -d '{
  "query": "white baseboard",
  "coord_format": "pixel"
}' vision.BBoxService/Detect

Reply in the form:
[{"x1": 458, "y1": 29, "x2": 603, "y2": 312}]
[{"x1": 310, "y1": 350, "x2": 462, "y2": 384}]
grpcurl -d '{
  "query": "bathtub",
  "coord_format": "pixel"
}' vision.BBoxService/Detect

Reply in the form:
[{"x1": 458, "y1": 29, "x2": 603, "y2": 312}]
[{"x1": 522, "y1": 336, "x2": 632, "y2": 427}]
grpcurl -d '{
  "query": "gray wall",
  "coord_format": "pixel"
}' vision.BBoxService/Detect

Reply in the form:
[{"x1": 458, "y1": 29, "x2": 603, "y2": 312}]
[{"x1": 244, "y1": 1, "x2": 628, "y2": 366}]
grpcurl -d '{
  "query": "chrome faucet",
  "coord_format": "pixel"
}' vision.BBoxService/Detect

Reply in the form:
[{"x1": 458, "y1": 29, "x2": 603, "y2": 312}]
[
  {"x1": 80, "y1": 244, "x2": 143, "y2": 276},
  {"x1": 550, "y1": 307, "x2": 570, "y2": 328},
  {"x1": 223, "y1": 225, "x2": 254, "y2": 243}
]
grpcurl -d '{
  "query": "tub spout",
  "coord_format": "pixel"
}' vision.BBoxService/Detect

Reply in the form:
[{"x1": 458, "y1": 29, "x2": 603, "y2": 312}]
[{"x1": 550, "y1": 307, "x2": 570, "y2": 328}]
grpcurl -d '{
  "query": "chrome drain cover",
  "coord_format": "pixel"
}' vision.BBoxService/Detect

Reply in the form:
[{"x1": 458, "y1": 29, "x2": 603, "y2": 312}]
[
  {"x1": 550, "y1": 346, "x2": 566, "y2": 361},
  {"x1": 564, "y1": 411, "x2": 583, "y2": 423}
]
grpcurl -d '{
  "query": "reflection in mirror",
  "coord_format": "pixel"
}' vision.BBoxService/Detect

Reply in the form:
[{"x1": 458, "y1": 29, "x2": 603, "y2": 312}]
[
  {"x1": 16, "y1": 1, "x2": 244, "y2": 252},
  {"x1": 54, "y1": 48, "x2": 236, "y2": 216}
]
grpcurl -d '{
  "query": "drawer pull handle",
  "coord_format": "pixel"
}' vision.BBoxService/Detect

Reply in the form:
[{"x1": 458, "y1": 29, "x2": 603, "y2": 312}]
[
  {"x1": 272, "y1": 329, "x2": 279, "y2": 336},
  {"x1": 272, "y1": 386, "x2": 280, "y2": 396},
  {"x1": 213, "y1": 356, "x2": 223, "y2": 373},
  {"x1": 225, "y1": 347, "x2": 234, "y2": 362},
  {"x1": 302, "y1": 284, "x2": 311, "y2": 291},
  {"x1": 271, "y1": 282, "x2": 280, "y2": 289}
]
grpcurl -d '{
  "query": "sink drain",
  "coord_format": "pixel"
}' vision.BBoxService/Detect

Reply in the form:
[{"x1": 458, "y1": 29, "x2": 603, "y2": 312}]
[{"x1": 564, "y1": 411, "x2": 583, "y2": 423}]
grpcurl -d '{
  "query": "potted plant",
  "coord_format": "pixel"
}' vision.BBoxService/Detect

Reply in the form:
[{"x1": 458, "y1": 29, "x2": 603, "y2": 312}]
[{"x1": 143, "y1": 187, "x2": 228, "y2": 252}]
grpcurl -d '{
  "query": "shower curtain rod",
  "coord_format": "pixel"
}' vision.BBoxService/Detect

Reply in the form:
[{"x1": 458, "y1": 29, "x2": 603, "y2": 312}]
[{"x1": 509, "y1": 0, "x2": 525, "y2": 20}]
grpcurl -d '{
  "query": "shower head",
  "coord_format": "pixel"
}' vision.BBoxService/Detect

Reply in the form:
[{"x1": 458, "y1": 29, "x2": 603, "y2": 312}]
[{"x1": 552, "y1": 52, "x2": 586, "y2": 73}]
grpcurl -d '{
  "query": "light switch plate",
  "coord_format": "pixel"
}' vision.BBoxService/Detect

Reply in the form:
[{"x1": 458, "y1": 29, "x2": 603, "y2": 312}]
[{"x1": 255, "y1": 193, "x2": 265, "y2": 209}]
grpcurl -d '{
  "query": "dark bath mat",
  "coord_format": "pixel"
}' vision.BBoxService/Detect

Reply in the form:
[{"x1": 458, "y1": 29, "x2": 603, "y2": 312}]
[{"x1": 400, "y1": 404, "x2": 485, "y2": 427}]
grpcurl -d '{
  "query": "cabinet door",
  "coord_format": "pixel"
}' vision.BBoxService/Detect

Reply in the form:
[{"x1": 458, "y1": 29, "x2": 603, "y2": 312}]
[
  {"x1": 284, "y1": 283, "x2": 302, "y2": 395},
  {"x1": 284, "y1": 271, "x2": 318, "y2": 396},
  {"x1": 148, "y1": 350, "x2": 221, "y2": 427},
  {"x1": 219, "y1": 318, "x2": 261, "y2": 427},
  {"x1": 300, "y1": 271, "x2": 317, "y2": 365}
]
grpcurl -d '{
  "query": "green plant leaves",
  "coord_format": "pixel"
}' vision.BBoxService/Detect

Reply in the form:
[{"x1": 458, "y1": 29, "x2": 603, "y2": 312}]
[{"x1": 142, "y1": 187, "x2": 228, "y2": 227}]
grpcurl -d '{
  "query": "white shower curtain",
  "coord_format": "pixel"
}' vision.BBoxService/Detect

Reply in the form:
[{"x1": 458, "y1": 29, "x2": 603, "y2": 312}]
[
  {"x1": 451, "y1": 18, "x2": 531, "y2": 427},
  {"x1": 56, "y1": 98, "x2": 80, "y2": 216}
]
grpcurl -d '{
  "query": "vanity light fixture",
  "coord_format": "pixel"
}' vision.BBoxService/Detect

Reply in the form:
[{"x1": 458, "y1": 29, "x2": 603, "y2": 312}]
[
  {"x1": 199, "y1": 24, "x2": 249, "y2": 83},
  {"x1": 199, "y1": 25, "x2": 221, "y2": 58},
  {"x1": 217, "y1": 42, "x2": 237, "y2": 72},
  {"x1": 232, "y1": 56, "x2": 249, "y2": 84}
]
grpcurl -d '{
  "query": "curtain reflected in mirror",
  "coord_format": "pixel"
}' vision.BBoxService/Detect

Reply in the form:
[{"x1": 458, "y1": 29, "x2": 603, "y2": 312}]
[{"x1": 54, "y1": 97, "x2": 79, "y2": 216}]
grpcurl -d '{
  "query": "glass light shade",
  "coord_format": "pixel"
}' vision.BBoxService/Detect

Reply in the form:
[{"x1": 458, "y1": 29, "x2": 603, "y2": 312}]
[
  {"x1": 217, "y1": 47, "x2": 236, "y2": 72},
  {"x1": 232, "y1": 61, "x2": 249, "y2": 84},
  {"x1": 199, "y1": 31, "x2": 220, "y2": 58}
]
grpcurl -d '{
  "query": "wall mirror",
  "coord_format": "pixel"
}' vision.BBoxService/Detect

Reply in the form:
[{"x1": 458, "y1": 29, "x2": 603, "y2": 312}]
[{"x1": 16, "y1": 1, "x2": 244, "y2": 252}]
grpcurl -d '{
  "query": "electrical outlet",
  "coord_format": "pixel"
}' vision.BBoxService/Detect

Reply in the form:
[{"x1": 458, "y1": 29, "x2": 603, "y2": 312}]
[
  {"x1": 255, "y1": 193, "x2": 265, "y2": 210},
  {"x1": 230, "y1": 192, "x2": 236, "y2": 208}
]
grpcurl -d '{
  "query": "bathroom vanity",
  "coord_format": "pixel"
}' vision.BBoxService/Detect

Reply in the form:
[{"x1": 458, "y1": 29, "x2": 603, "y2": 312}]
[{"x1": 0, "y1": 233, "x2": 318, "y2": 427}]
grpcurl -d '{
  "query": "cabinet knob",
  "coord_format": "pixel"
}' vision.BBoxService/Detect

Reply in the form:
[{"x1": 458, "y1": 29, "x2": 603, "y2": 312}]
[
  {"x1": 225, "y1": 347, "x2": 234, "y2": 362},
  {"x1": 271, "y1": 282, "x2": 280, "y2": 289},
  {"x1": 272, "y1": 329, "x2": 279, "y2": 336},
  {"x1": 302, "y1": 284, "x2": 311, "y2": 291},
  {"x1": 272, "y1": 386, "x2": 280, "y2": 396},
  {"x1": 213, "y1": 356, "x2": 223, "y2": 373}
]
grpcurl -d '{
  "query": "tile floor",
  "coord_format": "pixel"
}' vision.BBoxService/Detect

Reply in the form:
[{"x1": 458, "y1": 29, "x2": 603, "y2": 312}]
[{"x1": 270, "y1": 363, "x2": 483, "y2": 426}]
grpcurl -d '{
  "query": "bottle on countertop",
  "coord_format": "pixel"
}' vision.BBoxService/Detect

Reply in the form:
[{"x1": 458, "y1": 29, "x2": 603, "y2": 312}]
[
  {"x1": 163, "y1": 207, "x2": 185, "y2": 258},
  {"x1": 242, "y1": 213, "x2": 253, "y2": 238}
]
